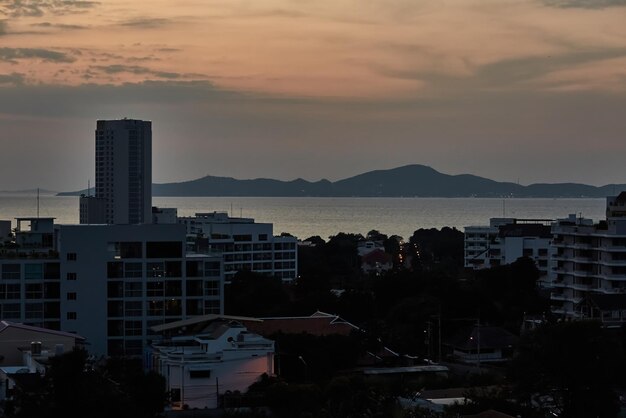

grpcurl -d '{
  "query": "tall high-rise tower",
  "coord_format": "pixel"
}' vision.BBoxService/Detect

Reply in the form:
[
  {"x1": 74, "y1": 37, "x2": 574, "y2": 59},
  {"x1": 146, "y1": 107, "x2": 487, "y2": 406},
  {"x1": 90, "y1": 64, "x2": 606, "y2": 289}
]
[{"x1": 82, "y1": 118, "x2": 152, "y2": 224}]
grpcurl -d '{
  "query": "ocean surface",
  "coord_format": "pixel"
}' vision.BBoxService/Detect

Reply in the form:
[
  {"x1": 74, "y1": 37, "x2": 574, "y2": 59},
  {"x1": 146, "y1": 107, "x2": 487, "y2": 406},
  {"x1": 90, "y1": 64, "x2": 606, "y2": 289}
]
[{"x1": 0, "y1": 194, "x2": 607, "y2": 241}]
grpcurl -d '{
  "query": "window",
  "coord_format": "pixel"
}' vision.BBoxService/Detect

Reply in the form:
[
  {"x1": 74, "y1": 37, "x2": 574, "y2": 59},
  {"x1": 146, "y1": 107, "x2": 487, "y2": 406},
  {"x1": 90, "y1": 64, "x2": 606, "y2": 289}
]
[
  {"x1": 147, "y1": 262, "x2": 164, "y2": 278},
  {"x1": 147, "y1": 300, "x2": 163, "y2": 316},
  {"x1": 124, "y1": 262, "x2": 142, "y2": 278},
  {"x1": 25, "y1": 283, "x2": 43, "y2": 299},
  {"x1": 43, "y1": 263, "x2": 60, "y2": 280},
  {"x1": 186, "y1": 280, "x2": 203, "y2": 297},
  {"x1": 165, "y1": 261, "x2": 182, "y2": 277},
  {"x1": 108, "y1": 301, "x2": 123, "y2": 317},
  {"x1": 204, "y1": 300, "x2": 220, "y2": 314},
  {"x1": 107, "y1": 262, "x2": 124, "y2": 279},
  {"x1": 66, "y1": 272, "x2": 77, "y2": 281},
  {"x1": 67, "y1": 312, "x2": 77, "y2": 320},
  {"x1": 258, "y1": 234, "x2": 268, "y2": 241},
  {"x1": 189, "y1": 369, "x2": 212, "y2": 379},
  {"x1": 66, "y1": 253, "x2": 77, "y2": 261},
  {"x1": 165, "y1": 281, "x2": 182, "y2": 297},
  {"x1": 204, "y1": 262, "x2": 221, "y2": 278},
  {"x1": 67, "y1": 292, "x2": 77, "y2": 300},
  {"x1": 25, "y1": 264, "x2": 43, "y2": 280},
  {"x1": 107, "y1": 281, "x2": 123, "y2": 298},
  {"x1": 233, "y1": 234, "x2": 252, "y2": 242},
  {"x1": 147, "y1": 281, "x2": 164, "y2": 297},
  {"x1": 204, "y1": 281, "x2": 220, "y2": 297},
  {"x1": 124, "y1": 282, "x2": 143, "y2": 297},
  {"x1": 125, "y1": 301, "x2": 143, "y2": 317},
  {"x1": 43, "y1": 282, "x2": 61, "y2": 299},
  {"x1": 1, "y1": 264, "x2": 20, "y2": 280},
  {"x1": 3, "y1": 303, "x2": 20, "y2": 319},
  {"x1": 146, "y1": 241, "x2": 182, "y2": 258},
  {"x1": 0, "y1": 284, "x2": 21, "y2": 299},
  {"x1": 25, "y1": 302, "x2": 43, "y2": 319},
  {"x1": 186, "y1": 261, "x2": 203, "y2": 277}
]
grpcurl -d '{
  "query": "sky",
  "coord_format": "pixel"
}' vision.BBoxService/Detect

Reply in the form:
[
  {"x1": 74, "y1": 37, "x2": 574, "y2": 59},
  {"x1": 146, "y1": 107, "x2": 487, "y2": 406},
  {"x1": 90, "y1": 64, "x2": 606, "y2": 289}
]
[{"x1": 1, "y1": 0, "x2": 626, "y2": 191}]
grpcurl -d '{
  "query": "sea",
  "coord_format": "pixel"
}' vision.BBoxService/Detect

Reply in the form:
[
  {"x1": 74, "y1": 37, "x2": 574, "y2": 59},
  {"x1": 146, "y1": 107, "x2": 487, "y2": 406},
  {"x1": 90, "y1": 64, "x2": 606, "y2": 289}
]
[{"x1": 0, "y1": 194, "x2": 608, "y2": 241}]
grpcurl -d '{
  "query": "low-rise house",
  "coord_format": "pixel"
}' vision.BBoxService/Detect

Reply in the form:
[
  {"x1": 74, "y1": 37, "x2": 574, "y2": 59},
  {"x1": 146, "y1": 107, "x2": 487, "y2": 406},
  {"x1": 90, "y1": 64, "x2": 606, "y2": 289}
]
[
  {"x1": 0, "y1": 320, "x2": 86, "y2": 403},
  {"x1": 361, "y1": 249, "x2": 393, "y2": 275},
  {"x1": 580, "y1": 294, "x2": 626, "y2": 328},
  {"x1": 147, "y1": 314, "x2": 275, "y2": 410}
]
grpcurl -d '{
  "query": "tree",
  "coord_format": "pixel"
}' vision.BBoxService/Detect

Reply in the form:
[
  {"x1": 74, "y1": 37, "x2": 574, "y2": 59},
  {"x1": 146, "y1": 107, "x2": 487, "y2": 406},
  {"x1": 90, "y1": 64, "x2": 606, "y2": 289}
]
[{"x1": 508, "y1": 321, "x2": 623, "y2": 418}]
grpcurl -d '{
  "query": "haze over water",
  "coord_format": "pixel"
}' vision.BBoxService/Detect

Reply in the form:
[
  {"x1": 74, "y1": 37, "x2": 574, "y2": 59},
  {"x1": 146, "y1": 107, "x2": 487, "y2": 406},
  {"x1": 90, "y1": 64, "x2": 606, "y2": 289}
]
[{"x1": 0, "y1": 194, "x2": 606, "y2": 241}]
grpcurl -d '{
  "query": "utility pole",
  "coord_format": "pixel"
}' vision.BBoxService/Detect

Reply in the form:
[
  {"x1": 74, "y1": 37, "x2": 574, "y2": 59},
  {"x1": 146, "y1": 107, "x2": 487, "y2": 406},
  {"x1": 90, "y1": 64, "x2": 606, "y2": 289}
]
[{"x1": 476, "y1": 317, "x2": 481, "y2": 372}]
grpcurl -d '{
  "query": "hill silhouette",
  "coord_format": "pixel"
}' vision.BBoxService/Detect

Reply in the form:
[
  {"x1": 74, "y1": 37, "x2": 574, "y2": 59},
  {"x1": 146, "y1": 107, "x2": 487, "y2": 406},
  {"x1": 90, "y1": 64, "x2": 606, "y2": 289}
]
[{"x1": 57, "y1": 164, "x2": 626, "y2": 198}]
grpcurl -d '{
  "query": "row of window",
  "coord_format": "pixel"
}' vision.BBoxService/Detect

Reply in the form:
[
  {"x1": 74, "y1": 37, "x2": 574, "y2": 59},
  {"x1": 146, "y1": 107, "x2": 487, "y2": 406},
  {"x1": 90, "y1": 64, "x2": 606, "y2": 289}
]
[
  {"x1": 107, "y1": 280, "x2": 220, "y2": 298},
  {"x1": 107, "y1": 261, "x2": 221, "y2": 279}
]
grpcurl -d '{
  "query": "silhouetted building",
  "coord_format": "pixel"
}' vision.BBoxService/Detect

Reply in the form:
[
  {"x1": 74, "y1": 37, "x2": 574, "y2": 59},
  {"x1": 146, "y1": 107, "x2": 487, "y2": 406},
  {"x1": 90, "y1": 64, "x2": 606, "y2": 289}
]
[{"x1": 81, "y1": 118, "x2": 152, "y2": 224}]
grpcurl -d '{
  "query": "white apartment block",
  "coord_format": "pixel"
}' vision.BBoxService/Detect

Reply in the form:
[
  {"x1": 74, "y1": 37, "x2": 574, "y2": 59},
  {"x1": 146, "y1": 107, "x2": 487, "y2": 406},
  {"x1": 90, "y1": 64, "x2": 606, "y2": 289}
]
[
  {"x1": 464, "y1": 218, "x2": 553, "y2": 282},
  {"x1": 0, "y1": 217, "x2": 224, "y2": 357},
  {"x1": 148, "y1": 315, "x2": 274, "y2": 410},
  {"x1": 179, "y1": 212, "x2": 298, "y2": 282},
  {"x1": 81, "y1": 119, "x2": 152, "y2": 225},
  {"x1": 550, "y1": 192, "x2": 626, "y2": 321}
]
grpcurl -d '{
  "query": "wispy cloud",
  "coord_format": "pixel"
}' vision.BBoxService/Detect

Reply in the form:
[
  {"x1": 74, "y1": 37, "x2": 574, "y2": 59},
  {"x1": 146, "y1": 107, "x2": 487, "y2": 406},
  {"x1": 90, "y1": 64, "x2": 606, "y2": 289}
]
[
  {"x1": 0, "y1": 47, "x2": 75, "y2": 63},
  {"x1": 0, "y1": 0, "x2": 99, "y2": 18},
  {"x1": 119, "y1": 18, "x2": 170, "y2": 28},
  {"x1": 0, "y1": 72, "x2": 24, "y2": 85},
  {"x1": 542, "y1": 0, "x2": 626, "y2": 8},
  {"x1": 31, "y1": 21, "x2": 87, "y2": 30},
  {"x1": 92, "y1": 64, "x2": 182, "y2": 79}
]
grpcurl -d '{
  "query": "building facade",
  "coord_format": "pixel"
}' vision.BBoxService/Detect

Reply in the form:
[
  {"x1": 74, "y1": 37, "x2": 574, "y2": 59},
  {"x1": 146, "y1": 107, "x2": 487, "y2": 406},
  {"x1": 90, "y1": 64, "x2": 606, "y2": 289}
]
[
  {"x1": 81, "y1": 119, "x2": 152, "y2": 225},
  {"x1": 464, "y1": 218, "x2": 553, "y2": 283},
  {"x1": 0, "y1": 217, "x2": 224, "y2": 357},
  {"x1": 179, "y1": 212, "x2": 298, "y2": 282},
  {"x1": 149, "y1": 315, "x2": 274, "y2": 410},
  {"x1": 550, "y1": 193, "x2": 626, "y2": 320}
]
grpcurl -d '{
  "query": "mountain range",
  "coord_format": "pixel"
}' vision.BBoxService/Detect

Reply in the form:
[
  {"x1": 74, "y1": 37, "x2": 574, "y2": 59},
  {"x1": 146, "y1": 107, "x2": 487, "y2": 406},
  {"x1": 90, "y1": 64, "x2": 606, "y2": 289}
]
[{"x1": 57, "y1": 164, "x2": 626, "y2": 198}]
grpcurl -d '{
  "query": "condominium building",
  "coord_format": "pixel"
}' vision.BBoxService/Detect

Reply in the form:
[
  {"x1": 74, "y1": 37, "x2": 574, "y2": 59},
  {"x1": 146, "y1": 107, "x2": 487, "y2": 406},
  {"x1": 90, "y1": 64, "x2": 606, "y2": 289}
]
[
  {"x1": 464, "y1": 218, "x2": 553, "y2": 282},
  {"x1": 81, "y1": 118, "x2": 152, "y2": 224},
  {"x1": 550, "y1": 192, "x2": 626, "y2": 321},
  {"x1": 179, "y1": 212, "x2": 298, "y2": 282},
  {"x1": 0, "y1": 217, "x2": 224, "y2": 357}
]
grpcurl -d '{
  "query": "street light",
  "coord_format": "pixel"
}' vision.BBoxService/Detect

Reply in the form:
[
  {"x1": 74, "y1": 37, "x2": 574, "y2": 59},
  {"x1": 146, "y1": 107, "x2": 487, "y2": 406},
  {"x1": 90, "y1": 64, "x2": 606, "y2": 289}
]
[{"x1": 298, "y1": 355, "x2": 308, "y2": 381}]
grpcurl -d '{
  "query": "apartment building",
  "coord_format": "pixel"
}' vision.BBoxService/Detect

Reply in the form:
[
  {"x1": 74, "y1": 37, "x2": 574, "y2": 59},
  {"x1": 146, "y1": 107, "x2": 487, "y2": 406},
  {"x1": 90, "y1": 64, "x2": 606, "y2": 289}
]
[
  {"x1": 0, "y1": 217, "x2": 224, "y2": 357},
  {"x1": 179, "y1": 212, "x2": 298, "y2": 282},
  {"x1": 550, "y1": 192, "x2": 626, "y2": 322},
  {"x1": 464, "y1": 218, "x2": 553, "y2": 282},
  {"x1": 81, "y1": 118, "x2": 152, "y2": 224}
]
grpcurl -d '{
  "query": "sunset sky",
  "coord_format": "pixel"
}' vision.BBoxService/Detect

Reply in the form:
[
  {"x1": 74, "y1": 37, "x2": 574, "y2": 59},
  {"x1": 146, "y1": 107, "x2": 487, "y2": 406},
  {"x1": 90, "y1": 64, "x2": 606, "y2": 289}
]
[{"x1": 1, "y1": 0, "x2": 626, "y2": 191}]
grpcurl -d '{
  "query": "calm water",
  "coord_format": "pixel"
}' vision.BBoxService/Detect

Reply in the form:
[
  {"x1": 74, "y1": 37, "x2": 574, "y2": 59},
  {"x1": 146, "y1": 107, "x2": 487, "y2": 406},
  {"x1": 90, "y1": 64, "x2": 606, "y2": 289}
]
[{"x1": 0, "y1": 194, "x2": 606, "y2": 241}]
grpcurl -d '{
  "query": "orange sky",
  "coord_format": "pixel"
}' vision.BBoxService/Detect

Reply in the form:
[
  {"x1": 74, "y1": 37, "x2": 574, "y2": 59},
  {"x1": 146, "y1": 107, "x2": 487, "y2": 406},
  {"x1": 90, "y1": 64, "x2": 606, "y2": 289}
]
[{"x1": 1, "y1": 0, "x2": 626, "y2": 189}]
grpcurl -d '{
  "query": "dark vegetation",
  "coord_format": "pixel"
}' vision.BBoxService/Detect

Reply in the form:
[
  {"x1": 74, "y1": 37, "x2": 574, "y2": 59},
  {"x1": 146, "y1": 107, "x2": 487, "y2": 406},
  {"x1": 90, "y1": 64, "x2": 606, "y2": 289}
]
[
  {"x1": 222, "y1": 227, "x2": 626, "y2": 417},
  {"x1": 5, "y1": 349, "x2": 166, "y2": 418}
]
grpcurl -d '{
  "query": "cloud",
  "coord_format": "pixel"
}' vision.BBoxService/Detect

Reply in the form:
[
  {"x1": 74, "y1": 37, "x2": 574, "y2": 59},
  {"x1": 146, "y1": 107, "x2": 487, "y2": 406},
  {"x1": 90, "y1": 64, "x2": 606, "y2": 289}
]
[
  {"x1": 541, "y1": 0, "x2": 626, "y2": 8},
  {"x1": 31, "y1": 22, "x2": 87, "y2": 30},
  {"x1": 119, "y1": 18, "x2": 170, "y2": 28},
  {"x1": 371, "y1": 47, "x2": 626, "y2": 93},
  {"x1": 0, "y1": 47, "x2": 75, "y2": 63},
  {"x1": 0, "y1": 72, "x2": 24, "y2": 85},
  {"x1": 0, "y1": 0, "x2": 99, "y2": 17},
  {"x1": 91, "y1": 64, "x2": 182, "y2": 79},
  {"x1": 0, "y1": 19, "x2": 6, "y2": 35}
]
